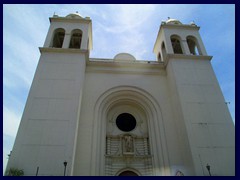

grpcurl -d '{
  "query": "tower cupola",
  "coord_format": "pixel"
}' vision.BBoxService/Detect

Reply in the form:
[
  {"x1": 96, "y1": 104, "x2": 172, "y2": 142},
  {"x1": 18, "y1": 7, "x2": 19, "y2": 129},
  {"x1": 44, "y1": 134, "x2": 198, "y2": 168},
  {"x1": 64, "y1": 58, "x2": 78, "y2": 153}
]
[
  {"x1": 66, "y1": 12, "x2": 83, "y2": 19},
  {"x1": 153, "y1": 18, "x2": 207, "y2": 62},
  {"x1": 166, "y1": 18, "x2": 182, "y2": 25},
  {"x1": 43, "y1": 12, "x2": 92, "y2": 51}
]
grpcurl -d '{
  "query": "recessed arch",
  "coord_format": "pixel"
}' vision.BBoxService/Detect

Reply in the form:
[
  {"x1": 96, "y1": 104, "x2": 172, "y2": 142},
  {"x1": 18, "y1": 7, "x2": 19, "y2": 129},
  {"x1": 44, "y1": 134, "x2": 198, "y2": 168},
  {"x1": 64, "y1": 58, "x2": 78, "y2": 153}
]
[
  {"x1": 186, "y1": 35, "x2": 202, "y2": 55},
  {"x1": 51, "y1": 28, "x2": 65, "y2": 48},
  {"x1": 106, "y1": 100, "x2": 147, "y2": 137},
  {"x1": 90, "y1": 86, "x2": 170, "y2": 176},
  {"x1": 170, "y1": 35, "x2": 183, "y2": 54},
  {"x1": 69, "y1": 29, "x2": 83, "y2": 49}
]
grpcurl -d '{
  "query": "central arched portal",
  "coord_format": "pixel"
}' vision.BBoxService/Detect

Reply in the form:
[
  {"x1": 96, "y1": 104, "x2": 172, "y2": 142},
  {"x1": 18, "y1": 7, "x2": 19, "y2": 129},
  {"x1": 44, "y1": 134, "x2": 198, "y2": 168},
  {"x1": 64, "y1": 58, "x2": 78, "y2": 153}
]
[
  {"x1": 91, "y1": 86, "x2": 170, "y2": 176},
  {"x1": 105, "y1": 100, "x2": 151, "y2": 176}
]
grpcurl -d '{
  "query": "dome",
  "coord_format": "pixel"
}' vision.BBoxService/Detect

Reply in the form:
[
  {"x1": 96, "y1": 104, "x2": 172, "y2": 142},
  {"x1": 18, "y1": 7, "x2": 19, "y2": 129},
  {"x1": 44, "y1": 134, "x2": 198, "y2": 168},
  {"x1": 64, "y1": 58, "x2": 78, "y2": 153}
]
[
  {"x1": 114, "y1": 53, "x2": 136, "y2": 61},
  {"x1": 166, "y1": 18, "x2": 182, "y2": 25},
  {"x1": 66, "y1": 12, "x2": 82, "y2": 19},
  {"x1": 190, "y1": 21, "x2": 197, "y2": 26}
]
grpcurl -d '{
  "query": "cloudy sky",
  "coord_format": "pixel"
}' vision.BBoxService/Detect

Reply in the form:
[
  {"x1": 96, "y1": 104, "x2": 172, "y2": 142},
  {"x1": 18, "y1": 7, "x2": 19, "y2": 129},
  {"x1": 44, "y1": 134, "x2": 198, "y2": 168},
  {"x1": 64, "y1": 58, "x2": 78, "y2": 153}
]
[{"x1": 3, "y1": 4, "x2": 235, "y2": 173}]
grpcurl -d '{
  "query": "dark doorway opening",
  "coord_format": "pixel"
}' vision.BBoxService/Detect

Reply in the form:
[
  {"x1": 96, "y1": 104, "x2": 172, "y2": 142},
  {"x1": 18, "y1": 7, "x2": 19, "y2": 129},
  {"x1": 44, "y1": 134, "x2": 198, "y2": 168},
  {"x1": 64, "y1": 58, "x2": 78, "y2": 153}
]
[{"x1": 118, "y1": 170, "x2": 139, "y2": 176}]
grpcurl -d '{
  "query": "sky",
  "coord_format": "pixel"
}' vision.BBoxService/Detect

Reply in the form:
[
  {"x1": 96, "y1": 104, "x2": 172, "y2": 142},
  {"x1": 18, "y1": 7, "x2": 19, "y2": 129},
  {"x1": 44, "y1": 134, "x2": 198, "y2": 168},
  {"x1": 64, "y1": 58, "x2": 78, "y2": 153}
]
[{"x1": 3, "y1": 4, "x2": 235, "y2": 174}]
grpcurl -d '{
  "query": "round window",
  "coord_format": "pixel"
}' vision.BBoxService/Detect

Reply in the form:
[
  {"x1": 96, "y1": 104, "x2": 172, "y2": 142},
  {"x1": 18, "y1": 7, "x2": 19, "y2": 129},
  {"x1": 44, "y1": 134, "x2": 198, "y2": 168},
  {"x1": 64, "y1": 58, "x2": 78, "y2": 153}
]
[{"x1": 116, "y1": 113, "x2": 136, "y2": 132}]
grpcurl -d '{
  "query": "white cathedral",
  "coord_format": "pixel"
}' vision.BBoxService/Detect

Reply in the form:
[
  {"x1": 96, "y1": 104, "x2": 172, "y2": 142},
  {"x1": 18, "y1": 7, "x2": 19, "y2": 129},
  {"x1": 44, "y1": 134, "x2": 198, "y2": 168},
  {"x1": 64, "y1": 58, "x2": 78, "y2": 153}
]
[{"x1": 6, "y1": 13, "x2": 235, "y2": 176}]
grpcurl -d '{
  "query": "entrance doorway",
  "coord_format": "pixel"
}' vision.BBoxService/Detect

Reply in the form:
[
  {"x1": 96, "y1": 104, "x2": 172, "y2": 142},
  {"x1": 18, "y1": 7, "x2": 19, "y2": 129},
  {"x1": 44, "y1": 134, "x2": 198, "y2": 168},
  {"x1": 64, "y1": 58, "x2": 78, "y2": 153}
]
[{"x1": 118, "y1": 171, "x2": 139, "y2": 176}]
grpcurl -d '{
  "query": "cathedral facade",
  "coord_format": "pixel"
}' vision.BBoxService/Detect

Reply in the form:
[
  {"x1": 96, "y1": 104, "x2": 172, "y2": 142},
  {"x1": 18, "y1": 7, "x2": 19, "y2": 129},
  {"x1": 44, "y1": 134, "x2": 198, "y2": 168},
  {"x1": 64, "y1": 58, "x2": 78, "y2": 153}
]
[{"x1": 6, "y1": 13, "x2": 235, "y2": 176}]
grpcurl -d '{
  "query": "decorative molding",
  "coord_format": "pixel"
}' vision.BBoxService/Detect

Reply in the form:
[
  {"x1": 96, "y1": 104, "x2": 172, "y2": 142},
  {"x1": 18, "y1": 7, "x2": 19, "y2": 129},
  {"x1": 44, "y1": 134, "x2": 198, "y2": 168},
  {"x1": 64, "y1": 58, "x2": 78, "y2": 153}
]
[
  {"x1": 39, "y1": 47, "x2": 89, "y2": 54},
  {"x1": 164, "y1": 54, "x2": 213, "y2": 67},
  {"x1": 91, "y1": 86, "x2": 170, "y2": 176},
  {"x1": 50, "y1": 17, "x2": 91, "y2": 24},
  {"x1": 86, "y1": 59, "x2": 166, "y2": 75},
  {"x1": 161, "y1": 24, "x2": 200, "y2": 30}
]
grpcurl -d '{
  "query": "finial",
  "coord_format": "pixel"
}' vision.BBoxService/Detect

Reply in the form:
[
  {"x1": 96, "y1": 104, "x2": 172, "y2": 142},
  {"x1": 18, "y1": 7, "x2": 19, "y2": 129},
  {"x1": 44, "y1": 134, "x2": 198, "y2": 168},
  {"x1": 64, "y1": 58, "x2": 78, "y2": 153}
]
[
  {"x1": 53, "y1": 12, "x2": 58, "y2": 17},
  {"x1": 190, "y1": 20, "x2": 196, "y2": 26},
  {"x1": 161, "y1": 20, "x2": 166, "y2": 25},
  {"x1": 168, "y1": 17, "x2": 170, "y2": 19}
]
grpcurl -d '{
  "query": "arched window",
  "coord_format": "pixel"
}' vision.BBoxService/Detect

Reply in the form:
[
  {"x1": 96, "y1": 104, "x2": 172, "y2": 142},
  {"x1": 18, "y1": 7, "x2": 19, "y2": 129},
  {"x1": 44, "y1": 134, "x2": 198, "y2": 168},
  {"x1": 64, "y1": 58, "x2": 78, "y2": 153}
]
[
  {"x1": 52, "y1": 28, "x2": 65, "y2": 48},
  {"x1": 187, "y1": 36, "x2": 201, "y2": 55},
  {"x1": 170, "y1": 35, "x2": 183, "y2": 54},
  {"x1": 69, "y1": 29, "x2": 82, "y2": 49},
  {"x1": 161, "y1": 41, "x2": 167, "y2": 61},
  {"x1": 157, "y1": 52, "x2": 162, "y2": 62}
]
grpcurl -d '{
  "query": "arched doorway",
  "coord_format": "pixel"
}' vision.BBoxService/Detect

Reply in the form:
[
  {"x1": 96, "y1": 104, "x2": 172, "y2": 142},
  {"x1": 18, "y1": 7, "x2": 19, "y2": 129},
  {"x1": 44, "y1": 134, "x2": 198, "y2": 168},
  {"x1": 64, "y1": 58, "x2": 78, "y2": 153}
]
[
  {"x1": 91, "y1": 86, "x2": 170, "y2": 175},
  {"x1": 118, "y1": 171, "x2": 139, "y2": 176}
]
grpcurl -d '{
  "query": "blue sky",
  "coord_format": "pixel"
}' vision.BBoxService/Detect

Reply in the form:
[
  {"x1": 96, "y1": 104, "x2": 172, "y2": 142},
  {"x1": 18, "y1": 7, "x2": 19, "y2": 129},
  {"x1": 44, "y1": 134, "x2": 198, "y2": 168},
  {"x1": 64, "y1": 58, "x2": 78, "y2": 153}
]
[{"x1": 3, "y1": 4, "x2": 235, "y2": 174}]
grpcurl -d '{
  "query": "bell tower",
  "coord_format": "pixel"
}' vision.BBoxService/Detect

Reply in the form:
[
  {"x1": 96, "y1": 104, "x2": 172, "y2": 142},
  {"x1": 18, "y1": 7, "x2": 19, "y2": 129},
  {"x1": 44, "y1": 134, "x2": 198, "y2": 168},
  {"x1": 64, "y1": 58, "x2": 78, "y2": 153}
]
[
  {"x1": 153, "y1": 18, "x2": 207, "y2": 62},
  {"x1": 43, "y1": 12, "x2": 92, "y2": 50},
  {"x1": 153, "y1": 18, "x2": 235, "y2": 175},
  {"x1": 6, "y1": 12, "x2": 92, "y2": 176}
]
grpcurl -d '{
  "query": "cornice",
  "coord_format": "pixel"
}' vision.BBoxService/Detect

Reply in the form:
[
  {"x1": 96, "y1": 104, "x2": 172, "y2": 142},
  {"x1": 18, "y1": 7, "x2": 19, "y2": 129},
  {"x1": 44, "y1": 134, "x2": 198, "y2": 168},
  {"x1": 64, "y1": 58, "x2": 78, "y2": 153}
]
[
  {"x1": 39, "y1": 47, "x2": 90, "y2": 61},
  {"x1": 86, "y1": 58, "x2": 166, "y2": 75},
  {"x1": 39, "y1": 47, "x2": 89, "y2": 54},
  {"x1": 164, "y1": 54, "x2": 213, "y2": 67},
  {"x1": 49, "y1": 17, "x2": 91, "y2": 24},
  {"x1": 161, "y1": 24, "x2": 200, "y2": 30}
]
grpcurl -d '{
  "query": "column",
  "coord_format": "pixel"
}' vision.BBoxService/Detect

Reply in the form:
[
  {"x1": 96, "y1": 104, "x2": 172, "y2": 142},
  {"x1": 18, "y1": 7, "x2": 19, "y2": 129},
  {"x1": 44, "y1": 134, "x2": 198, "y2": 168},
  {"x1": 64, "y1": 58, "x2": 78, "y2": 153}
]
[
  {"x1": 182, "y1": 39, "x2": 191, "y2": 55},
  {"x1": 62, "y1": 33, "x2": 71, "y2": 48}
]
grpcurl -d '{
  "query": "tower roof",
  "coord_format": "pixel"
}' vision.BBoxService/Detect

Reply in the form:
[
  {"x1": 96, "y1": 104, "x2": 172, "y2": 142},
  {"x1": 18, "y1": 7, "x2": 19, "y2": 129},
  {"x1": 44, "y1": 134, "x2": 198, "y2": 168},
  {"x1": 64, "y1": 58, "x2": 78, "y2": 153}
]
[
  {"x1": 114, "y1": 53, "x2": 136, "y2": 61},
  {"x1": 65, "y1": 12, "x2": 83, "y2": 19},
  {"x1": 166, "y1": 18, "x2": 182, "y2": 25}
]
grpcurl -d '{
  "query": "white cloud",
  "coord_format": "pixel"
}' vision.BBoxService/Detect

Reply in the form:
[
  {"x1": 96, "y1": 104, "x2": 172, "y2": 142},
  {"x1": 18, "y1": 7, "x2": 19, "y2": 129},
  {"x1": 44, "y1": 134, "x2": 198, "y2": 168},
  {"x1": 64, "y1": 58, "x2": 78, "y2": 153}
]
[
  {"x1": 3, "y1": 4, "x2": 48, "y2": 46},
  {"x1": 90, "y1": 4, "x2": 201, "y2": 60},
  {"x1": 3, "y1": 56, "x2": 35, "y2": 89},
  {"x1": 3, "y1": 4, "x2": 51, "y2": 90},
  {"x1": 3, "y1": 106, "x2": 21, "y2": 138},
  {"x1": 91, "y1": 4, "x2": 159, "y2": 59},
  {"x1": 103, "y1": 4, "x2": 156, "y2": 33},
  {"x1": 3, "y1": 28, "x2": 39, "y2": 88}
]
